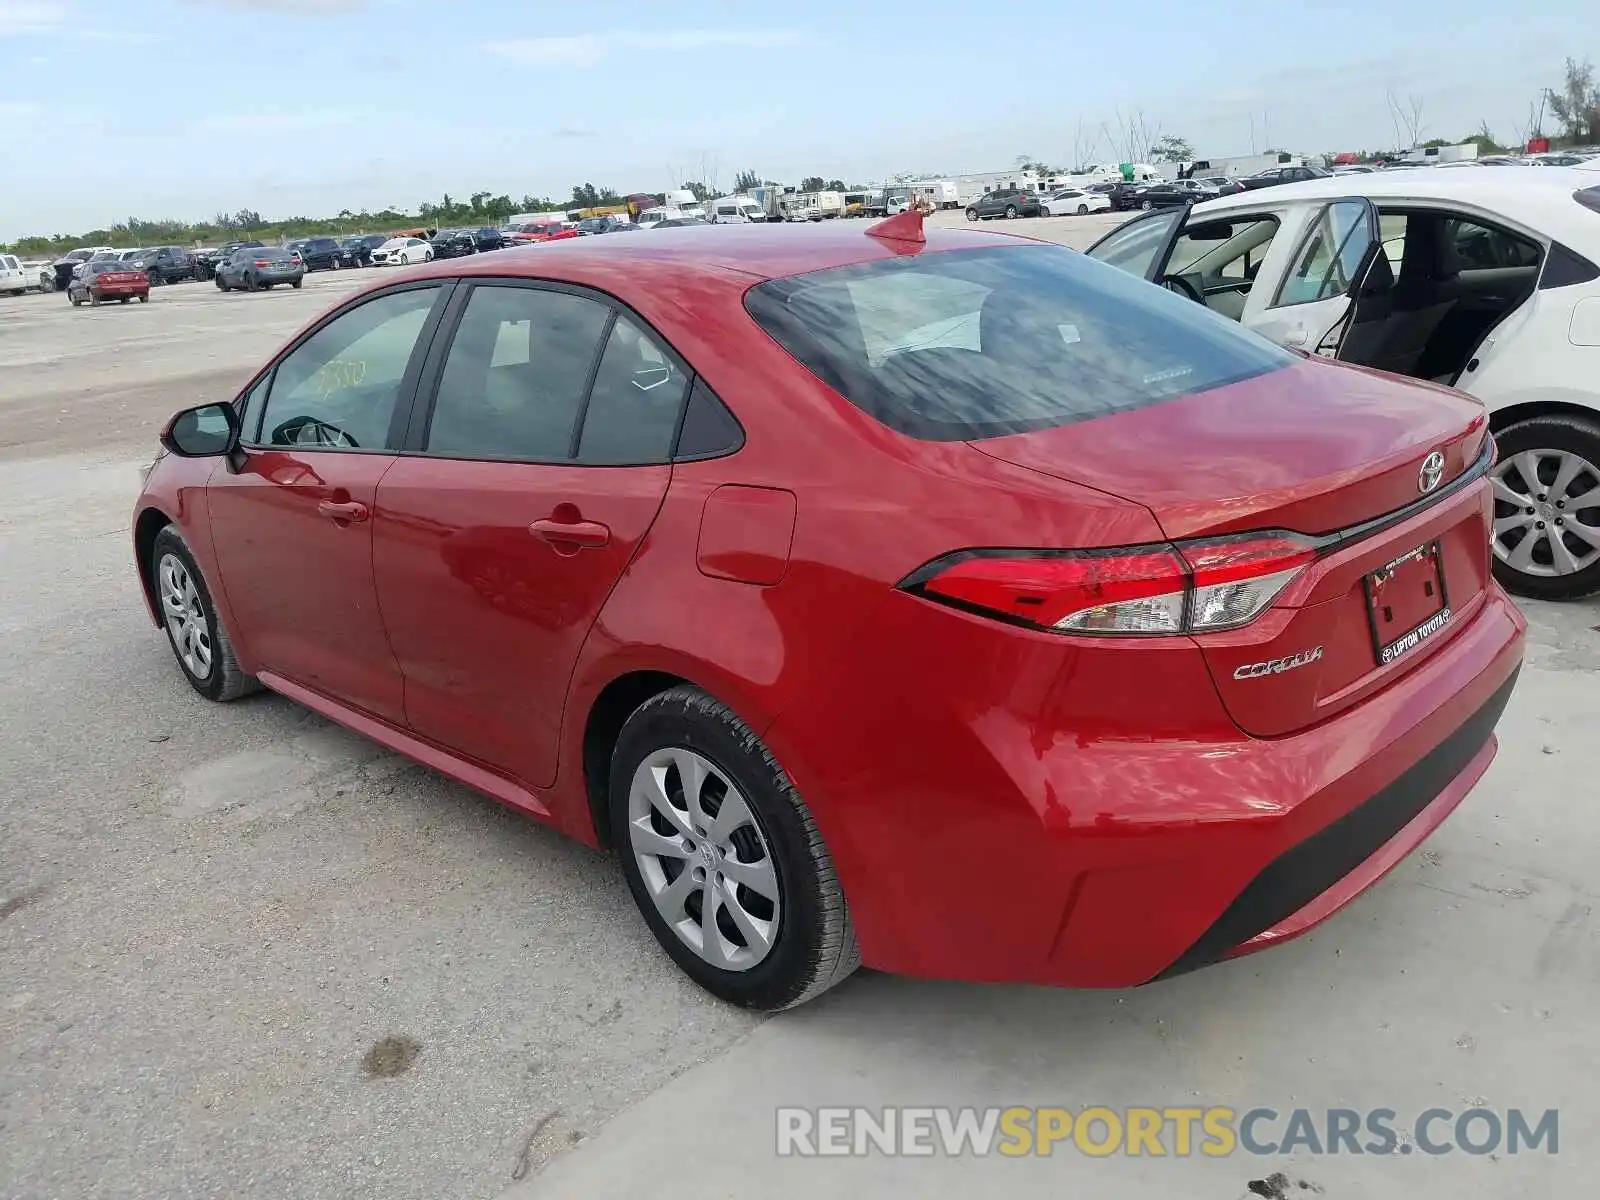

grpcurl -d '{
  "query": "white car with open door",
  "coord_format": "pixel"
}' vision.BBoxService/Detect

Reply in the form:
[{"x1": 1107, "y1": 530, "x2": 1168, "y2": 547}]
[
  {"x1": 1086, "y1": 169, "x2": 1600, "y2": 601},
  {"x1": 1041, "y1": 188, "x2": 1113, "y2": 216}
]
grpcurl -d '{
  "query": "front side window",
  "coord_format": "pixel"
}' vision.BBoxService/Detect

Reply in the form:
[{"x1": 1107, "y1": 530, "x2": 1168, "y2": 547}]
[
  {"x1": 1274, "y1": 200, "x2": 1372, "y2": 307},
  {"x1": 1086, "y1": 209, "x2": 1182, "y2": 279},
  {"x1": 256, "y1": 286, "x2": 439, "y2": 450},
  {"x1": 746, "y1": 244, "x2": 1297, "y2": 442},
  {"x1": 425, "y1": 285, "x2": 610, "y2": 461}
]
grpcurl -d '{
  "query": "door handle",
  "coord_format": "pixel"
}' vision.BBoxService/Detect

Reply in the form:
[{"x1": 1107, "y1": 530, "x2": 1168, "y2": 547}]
[
  {"x1": 529, "y1": 518, "x2": 610, "y2": 549},
  {"x1": 318, "y1": 499, "x2": 369, "y2": 523}
]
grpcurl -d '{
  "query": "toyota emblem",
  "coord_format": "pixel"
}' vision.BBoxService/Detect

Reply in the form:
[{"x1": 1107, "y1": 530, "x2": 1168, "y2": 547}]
[{"x1": 1418, "y1": 450, "x2": 1446, "y2": 494}]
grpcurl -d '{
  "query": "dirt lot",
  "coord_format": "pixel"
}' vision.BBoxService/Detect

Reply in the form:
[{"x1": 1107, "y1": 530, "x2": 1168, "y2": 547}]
[{"x1": 2, "y1": 220, "x2": 1597, "y2": 1200}]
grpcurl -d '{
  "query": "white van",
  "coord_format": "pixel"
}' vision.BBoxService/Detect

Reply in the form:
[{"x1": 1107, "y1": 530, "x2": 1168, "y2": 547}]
[
  {"x1": 0, "y1": 254, "x2": 28, "y2": 296},
  {"x1": 711, "y1": 197, "x2": 766, "y2": 223}
]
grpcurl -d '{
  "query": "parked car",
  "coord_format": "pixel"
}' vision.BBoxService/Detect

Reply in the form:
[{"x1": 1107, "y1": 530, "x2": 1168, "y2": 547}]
[
  {"x1": 215, "y1": 245, "x2": 305, "y2": 291},
  {"x1": 370, "y1": 236, "x2": 434, "y2": 266},
  {"x1": 429, "y1": 229, "x2": 482, "y2": 259},
  {"x1": 133, "y1": 246, "x2": 196, "y2": 286},
  {"x1": 1527, "y1": 153, "x2": 1589, "y2": 167},
  {"x1": 964, "y1": 187, "x2": 1043, "y2": 220},
  {"x1": 1237, "y1": 164, "x2": 1333, "y2": 191},
  {"x1": 338, "y1": 234, "x2": 389, "y2": 267},
  {"x1": 133, "y1": 217, "x2": 1525, "y2": 1011},
  {"x1": 20, "y1": 258, "x2": 55, "y2": 291},
  {"x1": 0, "y1": 253, "x2": 28, "y2": 296},
  {"x1": 649, "y1": 216, "x2": 711, "y2": 229},
  {"x1": 1130, "y1": 180, "x2": 1220, "y2": 210},
  {"x1": 1198, "y1": 175, "x2": 1246, "y2": 195},
  {"x1": 67, "y1": 259, "x2": 149, "y2": 306},
  {"x1": 193, "y1": 241, "x2": 265, "y2": 281},
  {"x1": 1088, "y1": 182, "x2": 1151, "y2": 212},
  {"x1": 576, "y1": 216, "x2": 633, "y2": 235},
  {"x1": 286, "y1": 237, "x2": 343, "y2": 271},
  {"x1": 51, "y1": 246, "x2": 113, "y2": 290},
  {"x1": 1041, "y1": 188, "x2": 1112, "y2": 216},
  {"x1": 514, "y1": 223, "x2": 581, "y2": 245},
  {"x1": 1085, "y1": 168, "x2": 1600, "y2": 599},
  {"x1": 471, "y1": 227, "x2": 506, "y2": 252}
]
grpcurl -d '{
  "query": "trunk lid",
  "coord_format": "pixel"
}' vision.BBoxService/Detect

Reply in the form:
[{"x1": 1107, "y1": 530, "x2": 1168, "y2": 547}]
[{"x1": 971, "y1": 357, "x2": 1494, "y2": 736}]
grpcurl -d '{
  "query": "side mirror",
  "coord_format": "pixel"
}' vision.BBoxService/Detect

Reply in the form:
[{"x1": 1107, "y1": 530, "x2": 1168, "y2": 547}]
[{"x1": 161, "y1": 402, "x2": 239, "y2": 457}]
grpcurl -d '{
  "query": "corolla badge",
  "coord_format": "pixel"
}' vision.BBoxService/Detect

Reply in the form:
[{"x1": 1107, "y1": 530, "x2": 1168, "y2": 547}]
[
  {"x1": 1418, "y1": 450, "x2": 1446, "y2": 494},
  {"x1": 1233, "y1": 647, "x2": 1324, "y2": 680}
]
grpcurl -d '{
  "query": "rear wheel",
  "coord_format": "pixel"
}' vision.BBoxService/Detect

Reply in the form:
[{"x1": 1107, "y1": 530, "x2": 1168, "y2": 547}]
[
  {"x1": 120, "y1": 296, "x2": 130, "y2": 304},
  {"x1": 215, "y1": 275, "x2": 227, "y2": 291},
  {"x1": 1004, "y1": 205, "x2": 1018, "y2": 218},
  {"x1": 89, "y1": 292, "x2": 101, "y2": 307},
  {"x1": 291, "y1": 279, "x2": 302, "y2": 289},
  {"x1": 1077, "y1": 203, "x2": 1089, "y2": 215},
  {"x1": 610, "y1": 686, "x2": 859, "y2": 1011},
  {"x1": 69, "y1": 291, "x2": 81, "y2": 307},
  {"x1": 137, "y1": 293, "x2": 149, "y2": 303},
  {"x1": 1142, "y1": 199, "x2": 1154, "y2": 210},
  {"x1": 1489, "y1": 415, "x2": 1600, "y2": 600}
]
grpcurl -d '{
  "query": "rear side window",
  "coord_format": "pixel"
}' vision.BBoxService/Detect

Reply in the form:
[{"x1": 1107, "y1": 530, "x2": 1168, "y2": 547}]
[
  {"x1": 1576, "y1": 186, "x2": 1600, "y2": 215},
  {"x1": 426, "y1": 285, "x2": 609, "y2": 461},
  {"x1": 576, "y1": 316, "x2": 689, "y2": 464},
  {"x1": 745, "y1": 244, "x2": 1296, "y2": 441}
]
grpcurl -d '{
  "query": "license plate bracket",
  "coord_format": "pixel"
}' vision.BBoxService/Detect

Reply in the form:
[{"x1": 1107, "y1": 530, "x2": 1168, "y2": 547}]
[{"x1": 1364, "y1": 541, "x2": 1451, "y2": 666}]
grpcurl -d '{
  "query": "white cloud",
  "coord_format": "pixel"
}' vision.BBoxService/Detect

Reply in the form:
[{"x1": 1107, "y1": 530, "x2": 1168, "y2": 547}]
[
  {"x1": 0, "y1": 99, "x2": 42, "y2": 117},
  {"x1": 484, "y1": 29, "x2": 816, "y2": 68},
  {"x1": 0, "y1": 1, "x2": 157, "y2": 42},
  {"x1": 199, "y1": 109, "x2": 358, "y2": 131}
]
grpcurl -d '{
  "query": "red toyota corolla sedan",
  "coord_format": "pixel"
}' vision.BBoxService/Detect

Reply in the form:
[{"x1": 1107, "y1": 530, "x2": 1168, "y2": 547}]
[{"x1": 132, "y1": 213, "x2": 1525, "y2": 1010}]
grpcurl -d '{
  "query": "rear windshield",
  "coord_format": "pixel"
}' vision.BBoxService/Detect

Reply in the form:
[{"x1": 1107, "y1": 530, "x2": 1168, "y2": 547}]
[
  {"x1": 744, "y1": 244, "x2": 1297, "y2": 441},
  {"x1": 307, "y1": 238, "x2": 338, "y2": 249}
]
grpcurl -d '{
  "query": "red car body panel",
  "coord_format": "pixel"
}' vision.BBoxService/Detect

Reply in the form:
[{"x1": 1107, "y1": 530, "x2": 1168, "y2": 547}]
[{"x1": 132, "y1": 222, "x2": 1526, "y2": 987}]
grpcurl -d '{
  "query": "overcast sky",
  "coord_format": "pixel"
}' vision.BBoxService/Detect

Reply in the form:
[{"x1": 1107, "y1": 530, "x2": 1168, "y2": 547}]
[{"x1": 0, "y1": 0, "x2": 1592, "y2": 239}]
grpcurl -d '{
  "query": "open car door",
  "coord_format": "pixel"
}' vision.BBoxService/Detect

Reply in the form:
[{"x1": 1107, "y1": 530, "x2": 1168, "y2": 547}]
[
  {"x1": 1244, "y1": 197, "x2": 1383, "y2": 357},
  {"x1": 1083, "y1": 205, "x2": 1195, "y2": 289}
]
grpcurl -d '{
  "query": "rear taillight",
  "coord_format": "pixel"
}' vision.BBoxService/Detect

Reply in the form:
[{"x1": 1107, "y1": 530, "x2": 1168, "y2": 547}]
[
  {"x1": 904, "y1": 532, "x2": 1318, "y2": 636},
  {"x1": 254, "y1": 260, "x2": 271, "y2": 267}
]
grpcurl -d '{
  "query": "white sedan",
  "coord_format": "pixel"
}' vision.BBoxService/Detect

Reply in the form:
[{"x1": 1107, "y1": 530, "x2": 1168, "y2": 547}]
[
  {"x1": 1041, "y1": 188, "x2": 1112, "y2": 216},
  {"x1": 1087, "y1": 168, "x2": 1600, "y2": 600},
  {"x1": 370, "y1": 237, "x2": 433, "y2": 266}
]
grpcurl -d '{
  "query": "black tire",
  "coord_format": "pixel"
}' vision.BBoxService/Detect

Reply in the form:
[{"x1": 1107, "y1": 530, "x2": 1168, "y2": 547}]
[
  {"x1": 137, "y1": 293, "x2": 149, "y2": 303},
  {"x1": 610, "y1": 685, "x2": 859, "y2": 1011},
  {"x1": 246, "y1": 274, "x2": 259, "y2": 292},
  {"x1": 965, "y1": 207, "x2": 979, "y2": 222},
  {"x1": 1141, "y1": 199, "x2": 1154, "y2": 210},
  {"x1": 216, "y1": 275, "x2": 228, "y2": 291},
  {"x1": 70, "y1": 291, "x2": 82, "y2": 307},
  {"x1": 90, "y1": 293, "x2": 101, "y2": 307},
  {"x1": 120, "y1": 296, "x2": 130, "y2": 304},
  {"x1": 149, "y1": 526, "x2": 262, "y2": 703},
  {"x1": 1489, "y1": 414, "x2": 1600, "y2": 601},
  {"x1": 1004, "y1": 205, "x2": 1018, "y2": 218},
  {"x1": 291, "y1": 279, "x2": 302, "y2": 289},
  {"x1": 1077, "y1": 204, "x2": 1089, "y2": 215}
]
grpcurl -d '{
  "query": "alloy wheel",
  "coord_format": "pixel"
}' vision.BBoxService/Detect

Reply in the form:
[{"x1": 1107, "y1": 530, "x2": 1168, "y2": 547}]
[
  {"x1": 627, "y1": 747, "x2": 781, "y2": 972},
  {"x1": 1491, "y1": 449, "x2": 1600, "y2": 577},
  {"x1": 158, "y1": 552, "x2": 213, "y2": 679}
]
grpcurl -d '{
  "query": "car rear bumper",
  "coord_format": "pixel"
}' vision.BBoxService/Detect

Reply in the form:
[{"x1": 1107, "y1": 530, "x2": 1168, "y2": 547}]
[
  {"x1": 768, "y1": 580, "x2": 1525, "y2": 988},
  {"x1": 93, "y1": 284, "x2": 148, "y2": 296}
]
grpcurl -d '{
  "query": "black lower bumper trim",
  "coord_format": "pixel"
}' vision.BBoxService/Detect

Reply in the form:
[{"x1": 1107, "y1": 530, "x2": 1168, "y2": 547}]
[{"x1": 1153, "y1": 665, "x2": 1520, "y2": 982}]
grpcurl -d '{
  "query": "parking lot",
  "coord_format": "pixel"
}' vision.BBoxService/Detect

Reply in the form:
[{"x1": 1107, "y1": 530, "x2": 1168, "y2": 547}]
[{"x1": 2, "y1": 211, "x2": 1597, "y2": 1200}]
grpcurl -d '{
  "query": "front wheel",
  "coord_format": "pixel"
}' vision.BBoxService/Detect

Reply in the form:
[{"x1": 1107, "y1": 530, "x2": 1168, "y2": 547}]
[
  {"x1": 215, "y1": 276, "x2": 228, "y2": 291},
  {"x1": 1489, "y1": 415, "x2": 1600, "y2": 600},
  {"x1": 965, "y1": 208, "x2": 979, "y2": 222},
  {"x1": 150, "y1": 526, "x2": 261, "y2": 702},
  {"x1": 611, "y1": 686, "x2": 859, "y2": 1011},
  {"x1": 1141, "y1": 199, "x2": 1154, "y2": 210}
]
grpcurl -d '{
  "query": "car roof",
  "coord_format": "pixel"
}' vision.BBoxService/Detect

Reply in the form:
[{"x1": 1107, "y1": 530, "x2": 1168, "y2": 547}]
[
  {"x1": 1193, "y1": 165, "x2": 1600, "y2": 242},
  {"x1": 400, "y1": 220, "x2": 1032, "y2": 285}
]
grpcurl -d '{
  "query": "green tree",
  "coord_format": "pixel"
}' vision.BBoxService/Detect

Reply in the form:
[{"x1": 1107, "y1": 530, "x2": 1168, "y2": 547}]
[
  {"x1": 1547, "y1": 56, "x2": 1600, "y2": 144},
  {"x1": 825, "y1": 178, "x2": 846, "y2": 192},
  {"x1": 800, "y1": 175, "x2": 826, "y2": 191},
  {"x1": 681, "y1": 181, "x2": 711, "y2": 202},
  {"x1": 1149, "y1": 135, "x2": 1194, "y2": 162},
  {"x1": 733, "y1": 169, "x2": 761, "y2": 192}
]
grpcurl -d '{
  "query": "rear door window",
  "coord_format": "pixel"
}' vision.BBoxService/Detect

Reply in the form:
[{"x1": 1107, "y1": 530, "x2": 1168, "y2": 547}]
[
  {"x1": 424, "y1": 285, "x2": 610, "y2": 461},
  {"x1": 1273, "y1": 200, "x2": 1374, "y2": 307},
  {"x1": 745, "y1": 244, "x2": 1297, "y2": 441}
]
